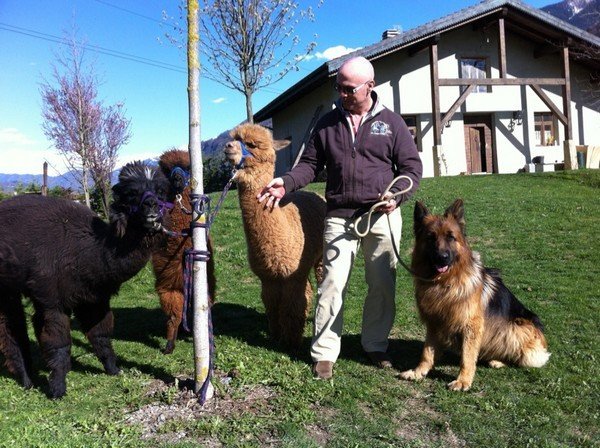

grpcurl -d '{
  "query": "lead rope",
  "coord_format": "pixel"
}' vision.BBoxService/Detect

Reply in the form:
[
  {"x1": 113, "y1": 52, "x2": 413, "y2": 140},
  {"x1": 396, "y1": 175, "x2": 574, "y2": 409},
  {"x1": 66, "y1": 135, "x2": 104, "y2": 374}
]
[
  {"x1": 352, "y1": 175, "x2": 434, "y2": 283},
  {"x1": 352, "y1": 175, "x2": 413, "y2": 238},
  {"x1": 178, "y1": 170, "x2": 239, "y2": 405},
  {"x1": 181, "y1": 193, "x2": 213, "y2": 405},
  {"x1": 162, "y1": 165, "x2": 241, "y2": 405}
]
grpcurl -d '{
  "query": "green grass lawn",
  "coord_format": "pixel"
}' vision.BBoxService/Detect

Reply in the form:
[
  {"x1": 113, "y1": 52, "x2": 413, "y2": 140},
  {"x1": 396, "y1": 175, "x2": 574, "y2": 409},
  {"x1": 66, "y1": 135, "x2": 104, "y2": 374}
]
[{"x1": 1, "y1": 170, "x2": 598, "y2": 447}]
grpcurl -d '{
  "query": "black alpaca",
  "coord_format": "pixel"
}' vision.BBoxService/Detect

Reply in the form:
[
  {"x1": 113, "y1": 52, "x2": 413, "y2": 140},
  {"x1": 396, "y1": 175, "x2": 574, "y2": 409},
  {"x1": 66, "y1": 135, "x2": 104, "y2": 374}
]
[{"x1": 0, "y1": 161, "x2": 170, "y2": 398}]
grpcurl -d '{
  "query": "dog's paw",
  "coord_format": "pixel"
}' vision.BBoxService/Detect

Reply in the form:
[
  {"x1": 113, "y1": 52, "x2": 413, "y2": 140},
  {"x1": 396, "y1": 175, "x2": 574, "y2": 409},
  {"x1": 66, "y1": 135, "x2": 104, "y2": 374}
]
[
  {"x1": 399, "y1": 369, "x2": 426, "y2": 381},
  {"x1": 447, "y1": 379, "x2": 472, "y2": 391},
  {"x1": 488, "y1": 360, "x2": 506, "y2": 369}
]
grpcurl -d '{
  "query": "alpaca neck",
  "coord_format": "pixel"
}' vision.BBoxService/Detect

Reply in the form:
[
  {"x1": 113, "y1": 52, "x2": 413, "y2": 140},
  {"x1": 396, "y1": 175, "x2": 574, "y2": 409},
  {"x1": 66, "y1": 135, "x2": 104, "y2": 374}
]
[
  {"x1": 236, "y1": 167, "x2": 281, "y2": 233},
  {"x1": 102, "y1": 223, "x2": 156, "y2": 284}
]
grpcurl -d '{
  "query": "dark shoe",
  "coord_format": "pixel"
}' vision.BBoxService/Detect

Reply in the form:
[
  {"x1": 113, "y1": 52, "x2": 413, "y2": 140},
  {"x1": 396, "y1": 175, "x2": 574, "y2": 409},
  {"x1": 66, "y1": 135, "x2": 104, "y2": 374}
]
[
  {"x1": 312, "y1": 361, "x2": 333, "y2": 379},
  {"x1": 366, "y1": 351, "x2": 393, "y2": 369}
]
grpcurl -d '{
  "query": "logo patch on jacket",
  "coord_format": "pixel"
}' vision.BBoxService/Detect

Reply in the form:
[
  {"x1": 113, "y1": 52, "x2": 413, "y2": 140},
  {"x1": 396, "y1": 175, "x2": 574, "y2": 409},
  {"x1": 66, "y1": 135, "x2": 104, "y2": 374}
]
[{"x1": 370, "y1": 121, "x2": 391, "y2": 136}]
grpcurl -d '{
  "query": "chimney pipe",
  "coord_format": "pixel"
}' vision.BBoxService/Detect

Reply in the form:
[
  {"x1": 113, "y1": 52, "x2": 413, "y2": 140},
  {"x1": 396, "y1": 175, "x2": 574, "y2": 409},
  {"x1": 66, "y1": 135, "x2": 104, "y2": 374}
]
[{"x1": 382, "y1": 29, "x2": 400, "y2": 40}]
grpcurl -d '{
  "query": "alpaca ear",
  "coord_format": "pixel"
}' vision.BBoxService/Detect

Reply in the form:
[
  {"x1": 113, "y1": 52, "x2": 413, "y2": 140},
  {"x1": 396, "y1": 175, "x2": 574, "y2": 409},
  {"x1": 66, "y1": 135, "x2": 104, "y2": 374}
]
[
  {"x1": 413, "y1": 201, "x2": 429, "y2": 235},
  {"x1": 444, "y1": 199, "x2": 466, "y2": 236},
  {"x1": 273, "y1": 139, "x2": 291, "y2": 151}
]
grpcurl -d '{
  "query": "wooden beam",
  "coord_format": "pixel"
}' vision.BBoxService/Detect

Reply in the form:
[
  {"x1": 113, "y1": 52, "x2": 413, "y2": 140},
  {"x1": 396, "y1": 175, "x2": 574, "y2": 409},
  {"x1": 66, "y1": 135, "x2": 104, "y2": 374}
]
[
  {"x1": 561, "y1": 46, "x2": 573, "y2": 140},
  {"x1": 529, "y1": 84, "x2": 568, "y2": 126},
  {"x1": 429, "y1": 42, "x2": 441, "y2": 146},
  {"x1": 441, "y1": 84, "x2": 476, "y2": 128},
  {"x1": 439, "y1": 78, "x2": 566, "y2": 86},
  {"x1": 498, "y1": 17, "x2": 507, "y2": 78}
]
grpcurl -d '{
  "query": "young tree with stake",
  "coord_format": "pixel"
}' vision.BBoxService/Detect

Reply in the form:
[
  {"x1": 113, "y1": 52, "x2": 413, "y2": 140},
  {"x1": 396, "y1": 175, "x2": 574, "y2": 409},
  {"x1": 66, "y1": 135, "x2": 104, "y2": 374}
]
[{"x1": 188, "y1": 0, "x2": 214, "y2": 402}]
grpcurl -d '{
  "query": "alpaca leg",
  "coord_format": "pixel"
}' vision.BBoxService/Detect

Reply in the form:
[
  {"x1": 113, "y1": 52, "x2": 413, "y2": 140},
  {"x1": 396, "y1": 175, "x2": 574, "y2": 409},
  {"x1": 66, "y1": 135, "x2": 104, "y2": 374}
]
[
  {"x1": 74, "y1": 302, "x2": 120, "y2": 376},
  {"x1": 158, "y1": 290, "x2": 184, "y2": 354},
  {"x1": 32, "y1": 306, "x2": 72, "y2": 399},
  {"x1": 0, "y1": 295, "x2": 33, "y2": 389},
  {"x1": 279, "y1": 278, "x2": 310, "y2": 350},
  {"x1": 261, "y1": 280, "x2": 282, "y2": 342}
]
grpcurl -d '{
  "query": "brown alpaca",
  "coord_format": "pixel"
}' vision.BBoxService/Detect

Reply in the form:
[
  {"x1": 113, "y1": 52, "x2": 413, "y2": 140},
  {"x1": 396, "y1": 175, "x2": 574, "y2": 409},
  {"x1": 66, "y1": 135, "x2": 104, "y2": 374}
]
[
  {"x1": 152, "y1": 149, "x2": 216, "y2": 354},
  {"x1": 224, "y1": 124, "x2": 326, "y2": 349}
]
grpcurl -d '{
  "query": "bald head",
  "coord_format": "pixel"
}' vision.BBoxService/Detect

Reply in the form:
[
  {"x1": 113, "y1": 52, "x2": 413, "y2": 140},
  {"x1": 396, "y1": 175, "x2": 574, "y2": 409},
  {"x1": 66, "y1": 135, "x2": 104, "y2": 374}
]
[
  {"x1": 338, "y1": 57, "x2": 374, "y2": 84},
  {"x1": 336, "y1": 56, "x2": 375, "y2": 114}
]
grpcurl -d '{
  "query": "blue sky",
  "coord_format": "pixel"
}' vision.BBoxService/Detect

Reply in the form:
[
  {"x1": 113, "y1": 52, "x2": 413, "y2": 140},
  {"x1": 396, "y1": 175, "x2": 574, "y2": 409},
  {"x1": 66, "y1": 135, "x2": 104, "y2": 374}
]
[{"x1": 0, "y1": 0, "x2": 550, "y2": 175}]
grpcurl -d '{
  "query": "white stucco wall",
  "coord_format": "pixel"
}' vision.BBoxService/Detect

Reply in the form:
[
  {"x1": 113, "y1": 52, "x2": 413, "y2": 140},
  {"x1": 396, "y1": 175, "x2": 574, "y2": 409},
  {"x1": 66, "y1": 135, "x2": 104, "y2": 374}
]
[{"x1": 270, "y1": 23, "x2": 600, "y2": 178}]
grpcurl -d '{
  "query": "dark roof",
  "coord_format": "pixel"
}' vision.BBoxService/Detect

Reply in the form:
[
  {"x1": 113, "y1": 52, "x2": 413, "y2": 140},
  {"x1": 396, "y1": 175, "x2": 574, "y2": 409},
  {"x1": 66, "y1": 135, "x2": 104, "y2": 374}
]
[{"x1": 254, "y1": 0, "x2": 600, "y2": 122}]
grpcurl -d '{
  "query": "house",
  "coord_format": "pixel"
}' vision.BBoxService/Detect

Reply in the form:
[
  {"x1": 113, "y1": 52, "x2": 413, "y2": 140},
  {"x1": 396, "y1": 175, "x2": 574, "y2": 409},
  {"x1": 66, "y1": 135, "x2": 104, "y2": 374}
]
[{"x1": 254, "y1": 0, "x2": 600, "y2": 177}]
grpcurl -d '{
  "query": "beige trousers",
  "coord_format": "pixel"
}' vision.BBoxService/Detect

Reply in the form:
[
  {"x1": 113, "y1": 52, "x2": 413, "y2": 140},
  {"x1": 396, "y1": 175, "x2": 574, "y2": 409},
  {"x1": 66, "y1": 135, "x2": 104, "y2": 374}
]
[{"x1": 310, "y1": 208, "x2": 402, "y2": 363}]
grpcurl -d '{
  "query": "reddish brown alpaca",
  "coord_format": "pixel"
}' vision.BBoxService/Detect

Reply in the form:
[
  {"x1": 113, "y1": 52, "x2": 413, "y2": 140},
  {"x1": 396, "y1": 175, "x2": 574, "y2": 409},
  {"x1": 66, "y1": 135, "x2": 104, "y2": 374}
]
[{"x1": 152, "y1": 149, "x2": 216, "y2": 354}]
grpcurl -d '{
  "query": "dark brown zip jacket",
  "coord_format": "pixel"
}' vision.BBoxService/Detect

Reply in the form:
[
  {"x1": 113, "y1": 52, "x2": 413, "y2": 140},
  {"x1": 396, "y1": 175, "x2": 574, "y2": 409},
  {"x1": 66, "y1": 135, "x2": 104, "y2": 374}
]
[{"x1": 281, "y1": 92, "x2": 423, "y2": 218}]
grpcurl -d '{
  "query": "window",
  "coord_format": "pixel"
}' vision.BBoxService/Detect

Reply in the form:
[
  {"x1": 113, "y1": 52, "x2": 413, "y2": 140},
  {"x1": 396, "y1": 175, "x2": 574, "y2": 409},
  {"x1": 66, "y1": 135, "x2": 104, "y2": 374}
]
[
  {"x1": 402, "y1": 115, "x2": 421, "y2": 151},
  {"x1": 460, "y1": 58, "x2": 489, "y2": 93},
  {"x1": 534, "y1": 113, "x2": 558, "y2": 146}
]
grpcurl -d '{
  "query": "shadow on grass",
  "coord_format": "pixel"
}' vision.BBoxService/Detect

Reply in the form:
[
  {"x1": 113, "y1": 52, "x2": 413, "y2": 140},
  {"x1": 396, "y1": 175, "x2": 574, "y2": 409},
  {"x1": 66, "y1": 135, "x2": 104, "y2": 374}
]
[
  {"x1": 111, "y1": 306, "x2": 165, "y2": 349},
  {"x1": 0, "y1": 303, "x2": 468, "y2": 394}
]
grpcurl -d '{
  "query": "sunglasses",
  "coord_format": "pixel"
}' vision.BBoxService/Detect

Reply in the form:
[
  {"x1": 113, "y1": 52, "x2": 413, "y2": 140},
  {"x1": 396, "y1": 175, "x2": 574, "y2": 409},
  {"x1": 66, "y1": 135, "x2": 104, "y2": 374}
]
[{"x1": 334, "y1": 80, "x2": 370, "y2": 95}]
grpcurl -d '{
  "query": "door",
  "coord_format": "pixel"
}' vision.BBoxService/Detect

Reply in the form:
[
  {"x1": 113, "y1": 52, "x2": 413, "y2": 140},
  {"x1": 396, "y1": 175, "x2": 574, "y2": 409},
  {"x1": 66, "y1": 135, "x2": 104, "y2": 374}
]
[
  {"x1": 464, "y1": 115, "x2": 495, "y2": 174},
  {"x1": 468, "y1": 127, "x2": 485, "y2": 173}
]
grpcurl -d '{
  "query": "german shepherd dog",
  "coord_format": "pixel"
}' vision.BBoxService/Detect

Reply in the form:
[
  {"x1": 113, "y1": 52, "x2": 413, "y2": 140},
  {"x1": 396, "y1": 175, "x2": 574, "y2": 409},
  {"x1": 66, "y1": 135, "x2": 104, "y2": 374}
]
[{"x1": 400, "y1": 199, "x2": 550, "y2": 391}]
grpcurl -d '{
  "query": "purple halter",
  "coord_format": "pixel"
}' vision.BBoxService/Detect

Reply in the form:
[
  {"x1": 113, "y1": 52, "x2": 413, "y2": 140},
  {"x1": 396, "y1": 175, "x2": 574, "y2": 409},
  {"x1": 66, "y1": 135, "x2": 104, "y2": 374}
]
[{"x1": 129, "y1": 191, "x2": 174, "y2": 216}]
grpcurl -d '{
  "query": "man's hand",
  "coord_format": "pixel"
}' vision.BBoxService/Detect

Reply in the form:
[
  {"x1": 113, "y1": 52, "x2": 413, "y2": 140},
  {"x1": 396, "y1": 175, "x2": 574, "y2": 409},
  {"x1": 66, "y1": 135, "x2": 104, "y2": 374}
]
[
  {"x1": 257, "y1": 177, "x2": 286, "y2": 209},
  {"x1": 377, "y1": 192, "x2": 397, "y2": 214}
]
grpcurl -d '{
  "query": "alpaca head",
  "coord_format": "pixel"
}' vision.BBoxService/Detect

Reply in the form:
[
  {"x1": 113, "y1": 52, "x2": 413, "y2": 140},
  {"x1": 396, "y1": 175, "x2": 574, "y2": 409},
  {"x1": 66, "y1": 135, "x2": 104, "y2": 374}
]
[
  {"x1": 224, "y1": 124, "x2": 289, "y2": 172},
  {"x1": 158, "y1": 149, "x2": 191, "y2": 196},
  {"x1": 110, "y1": 161, "x2": 171, "y2": 237}
]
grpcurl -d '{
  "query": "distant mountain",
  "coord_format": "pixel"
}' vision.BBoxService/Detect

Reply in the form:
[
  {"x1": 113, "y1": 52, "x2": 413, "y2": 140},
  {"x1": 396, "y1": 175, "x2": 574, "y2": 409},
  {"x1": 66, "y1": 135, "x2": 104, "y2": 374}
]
[
  {"x1": 0, "y1": 172, "x2": 82, "y2": 192},
  {"x1": 0, "y1": 158, "x2": 157, "y2": 193},
  {"x1": 200, "y1": 129, "x2": 231, "y2": 160},
  {"x1": 542, "y1": 0, "x2": 600, "y2": 35}
]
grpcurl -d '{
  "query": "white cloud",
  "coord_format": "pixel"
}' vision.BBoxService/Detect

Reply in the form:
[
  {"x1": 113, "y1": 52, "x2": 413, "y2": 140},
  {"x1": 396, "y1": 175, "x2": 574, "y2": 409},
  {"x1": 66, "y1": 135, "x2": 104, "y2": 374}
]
[
  {"x1": 300, "y1": 45, "x2": 362, "y2": 62},
  {"x1": 0, "y1": 128, "x2": 66, "y2": 175},
  {"x1": 212, "y1": 97, "x2": 226, "y2": 104},
  {"x1": 0, "y1": 147, "x2": 66, "y2": 175},
  {"x1": 0, "y1": 128, "x2": 36, "y2": 146}
]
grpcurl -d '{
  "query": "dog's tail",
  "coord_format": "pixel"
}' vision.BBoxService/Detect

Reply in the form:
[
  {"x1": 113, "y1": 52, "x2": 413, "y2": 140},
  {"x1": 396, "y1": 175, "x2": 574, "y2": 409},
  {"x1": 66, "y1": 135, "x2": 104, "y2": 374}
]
[{"x1": 516, "y1": 320, "x2": 551, "y2": 368}]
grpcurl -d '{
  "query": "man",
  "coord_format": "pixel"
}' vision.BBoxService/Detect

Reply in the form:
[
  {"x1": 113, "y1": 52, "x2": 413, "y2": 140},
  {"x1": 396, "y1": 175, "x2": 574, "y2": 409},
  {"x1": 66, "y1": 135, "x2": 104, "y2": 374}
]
[{"x1": 258, "y1": 56, "x2": 422, "y2": 379}]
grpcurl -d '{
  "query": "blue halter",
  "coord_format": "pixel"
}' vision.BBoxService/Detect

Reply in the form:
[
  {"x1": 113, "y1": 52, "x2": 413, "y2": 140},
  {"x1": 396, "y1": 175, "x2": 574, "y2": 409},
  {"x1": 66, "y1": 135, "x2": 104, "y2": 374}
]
[
  {"x1": 235, "y1": 141, "x2": 253, "y2": 170},
  {"x1": 170, "y1": 166, "x2": 190, "y2": 187}
]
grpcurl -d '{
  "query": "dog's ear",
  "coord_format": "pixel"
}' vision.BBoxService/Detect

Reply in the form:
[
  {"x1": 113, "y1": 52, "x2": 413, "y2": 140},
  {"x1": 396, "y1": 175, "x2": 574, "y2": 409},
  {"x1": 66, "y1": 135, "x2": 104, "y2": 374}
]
[
  {"x1": 413, "y1": 201, "x2": 429, "y2": 234},
  {"x1": 445, "y1": 199, "x2": 466, "y2": 235}
]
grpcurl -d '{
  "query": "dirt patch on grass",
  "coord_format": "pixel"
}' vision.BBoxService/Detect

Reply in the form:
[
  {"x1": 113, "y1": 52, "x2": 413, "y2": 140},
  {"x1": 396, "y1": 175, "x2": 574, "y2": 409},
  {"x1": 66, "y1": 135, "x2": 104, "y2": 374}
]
[
  {"x1": 124, "y1": 371, "x2": 277, "y2": 445},
  {"x1": 303, "y1": 404, "x2": 338, "y2": 447},
  {"x1": 393, "y1": 389, "x2": 466, "y2": 447}
]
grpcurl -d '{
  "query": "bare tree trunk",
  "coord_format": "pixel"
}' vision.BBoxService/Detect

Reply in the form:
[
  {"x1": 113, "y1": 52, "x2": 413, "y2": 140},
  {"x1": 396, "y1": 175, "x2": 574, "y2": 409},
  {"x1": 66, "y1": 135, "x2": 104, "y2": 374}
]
[
  {"x1": 245, "y1": 90, "x2": 254, "y2": 124},
  {"x1": 82, "y1": 166, "x2": 91, "y2": 208},
  {"x1": 188, "y1": 0, "x2": 213, "y2": 401},
  {"x1": 101, "y1": 182, "x2": 110, "y2": 219}
]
